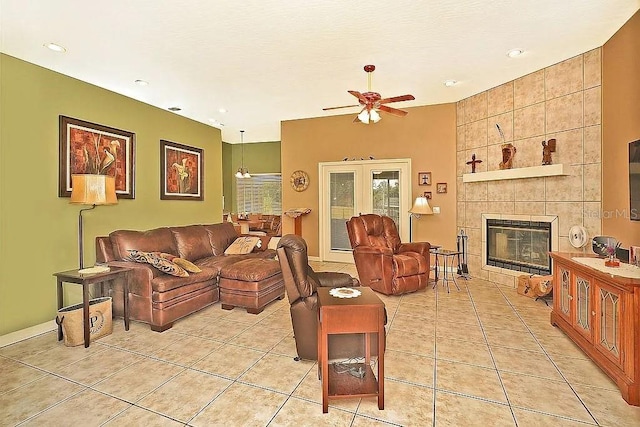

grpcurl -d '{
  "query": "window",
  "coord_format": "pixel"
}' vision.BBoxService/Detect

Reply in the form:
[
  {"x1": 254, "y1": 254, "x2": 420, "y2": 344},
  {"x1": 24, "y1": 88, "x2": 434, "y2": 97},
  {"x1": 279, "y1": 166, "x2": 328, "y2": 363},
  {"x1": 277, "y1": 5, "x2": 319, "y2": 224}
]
[{"x1": 236, "y1": 173, "x2": 282, "y2": 214}]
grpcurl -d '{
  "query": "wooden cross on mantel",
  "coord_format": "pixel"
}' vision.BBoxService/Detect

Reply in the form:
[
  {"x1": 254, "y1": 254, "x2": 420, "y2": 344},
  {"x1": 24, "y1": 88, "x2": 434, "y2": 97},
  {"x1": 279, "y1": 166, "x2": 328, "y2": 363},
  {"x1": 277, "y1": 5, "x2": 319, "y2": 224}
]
[{"x1": 466, "y1": 154, "x2": 483, "y2": 173}]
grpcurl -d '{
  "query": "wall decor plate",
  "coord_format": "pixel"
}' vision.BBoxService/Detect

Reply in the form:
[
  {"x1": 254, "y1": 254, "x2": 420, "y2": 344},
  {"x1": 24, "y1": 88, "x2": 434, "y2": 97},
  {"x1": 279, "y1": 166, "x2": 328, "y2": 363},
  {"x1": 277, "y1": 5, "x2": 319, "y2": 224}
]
[{"x1": 290, "y1": 170, "x2": 310, "y2": 192}]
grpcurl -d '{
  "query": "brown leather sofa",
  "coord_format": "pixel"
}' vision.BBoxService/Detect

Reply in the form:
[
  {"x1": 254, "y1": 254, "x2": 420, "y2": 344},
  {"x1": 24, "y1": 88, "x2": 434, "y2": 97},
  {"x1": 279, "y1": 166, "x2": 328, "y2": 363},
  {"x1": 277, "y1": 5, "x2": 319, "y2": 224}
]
[
  {"x1": 276, "y1": 234, "x2": 384, "y2": 361},
  {"x1": 346, "y1": 214, "x2": 431, "y2": 295},
  {"x1": 96, "y1": 222, "x2": 276, "y2": 332}
]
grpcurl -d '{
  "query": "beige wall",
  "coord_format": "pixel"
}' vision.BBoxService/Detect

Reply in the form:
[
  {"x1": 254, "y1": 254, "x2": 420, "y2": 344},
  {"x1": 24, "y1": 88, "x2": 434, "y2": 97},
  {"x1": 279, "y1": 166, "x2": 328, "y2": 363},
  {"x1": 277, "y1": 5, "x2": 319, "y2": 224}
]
[
  {"x1": 456, "y1": 48, "x2": 603, "y2": 286},
  {"x1": 281, "y1": 104, "x2": 457, "y2": 257},
  {"x1": 0, "y1": 55, "x2": 222, "y2": 335},
  {"x1": 602, "y1": 10, "x2": 640, "y2": 245}
]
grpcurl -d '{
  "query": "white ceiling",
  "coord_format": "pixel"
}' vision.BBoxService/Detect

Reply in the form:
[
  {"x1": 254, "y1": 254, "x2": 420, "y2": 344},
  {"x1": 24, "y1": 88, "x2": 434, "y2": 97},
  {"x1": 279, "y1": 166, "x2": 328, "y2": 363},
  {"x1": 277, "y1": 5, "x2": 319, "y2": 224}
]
[{"x1": 1, "y1": 0, "x2": 638, "y2": 143}]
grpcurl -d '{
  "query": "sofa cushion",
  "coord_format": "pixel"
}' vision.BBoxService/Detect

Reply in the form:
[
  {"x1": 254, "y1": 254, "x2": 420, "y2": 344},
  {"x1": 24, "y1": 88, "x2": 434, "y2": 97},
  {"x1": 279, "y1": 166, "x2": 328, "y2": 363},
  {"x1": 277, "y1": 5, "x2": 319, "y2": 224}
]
[
  {"x1": 224, "y1": 236, "x2": 260, "y2": 255},
  {"x1": 219, "y1": 258, "x2": 281, "y2": 281},
  {"x1": 127, "y1": 250, "x2": 189, "y2": 277},
  {"x1": 170, "y1": 225, "x2": 216, "y2": 261},
  {"x1": 151, "y1": 267, "x2": 218, "y2": 293},
  {"x1": 110, "y1": 228, "x2": 177, "y2": 260},
  {"x1": 204, "y1": 222, "x2": 238, "y2": 256}
]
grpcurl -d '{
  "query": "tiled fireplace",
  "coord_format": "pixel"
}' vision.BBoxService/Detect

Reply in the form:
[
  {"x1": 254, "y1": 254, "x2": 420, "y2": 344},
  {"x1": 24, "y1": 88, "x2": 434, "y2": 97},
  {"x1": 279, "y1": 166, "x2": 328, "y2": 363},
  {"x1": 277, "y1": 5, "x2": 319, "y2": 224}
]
[{"x1": 456, "y1": 48, "x2": 602, "y2": 287}]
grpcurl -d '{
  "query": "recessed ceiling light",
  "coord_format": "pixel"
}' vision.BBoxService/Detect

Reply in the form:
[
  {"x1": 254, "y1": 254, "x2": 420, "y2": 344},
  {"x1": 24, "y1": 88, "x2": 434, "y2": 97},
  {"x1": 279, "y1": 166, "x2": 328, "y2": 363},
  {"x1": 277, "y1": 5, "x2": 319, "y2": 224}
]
[
  {"x1": 444, "y1": 80, "x2": 457, "y2": 87},
  {"x1": 44, "y1": 42, "x2": 66, "y2": 52},
  {"x1": 507, "y1": 49, "x2": 524, "y2": 58},
  {"x1": 218, "y1": 108, "x2": 227, "y2": 113},
  {"x1": 134, "y1": 79, "x2": 149, "y2": 86},
  {"x1": 168, "y1": 106, "x2": 182, "y2": 112},
  {"x1": 208, "y1": 119, "x2": 225, "y2": 127}
]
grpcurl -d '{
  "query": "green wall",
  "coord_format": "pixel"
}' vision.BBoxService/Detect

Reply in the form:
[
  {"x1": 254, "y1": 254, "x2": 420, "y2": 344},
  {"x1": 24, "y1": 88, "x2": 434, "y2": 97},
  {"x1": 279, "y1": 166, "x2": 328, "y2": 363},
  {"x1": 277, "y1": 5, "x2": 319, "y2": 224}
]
[
  {"x1": 0, "y1": 54, "x2": 223, "y2": 336},
  {"x1": 222, "y1": 141, "x2": 281, "y2": 213}
]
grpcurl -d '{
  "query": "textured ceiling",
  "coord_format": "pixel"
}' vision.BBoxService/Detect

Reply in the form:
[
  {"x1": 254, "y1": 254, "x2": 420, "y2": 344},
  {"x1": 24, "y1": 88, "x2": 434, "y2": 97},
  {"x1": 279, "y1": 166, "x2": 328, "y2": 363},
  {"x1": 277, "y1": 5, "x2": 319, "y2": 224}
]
[{"x1": 1, "y1": 0, "x2": 638, "y2": 143}]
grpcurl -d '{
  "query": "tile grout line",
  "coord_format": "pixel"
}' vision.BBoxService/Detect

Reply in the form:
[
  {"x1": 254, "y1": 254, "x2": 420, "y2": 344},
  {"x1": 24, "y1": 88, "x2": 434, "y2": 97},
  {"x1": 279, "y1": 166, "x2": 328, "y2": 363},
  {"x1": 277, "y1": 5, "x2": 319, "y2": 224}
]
[{"x1": 490, "y1": 282, "x2": 601, "y2": 425}]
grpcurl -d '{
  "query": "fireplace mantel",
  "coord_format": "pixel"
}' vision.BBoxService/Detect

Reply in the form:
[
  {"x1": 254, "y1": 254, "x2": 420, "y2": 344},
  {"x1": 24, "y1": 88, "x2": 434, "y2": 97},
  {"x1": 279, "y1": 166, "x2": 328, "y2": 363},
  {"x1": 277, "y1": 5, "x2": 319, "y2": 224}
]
[{"x1": 463, "y1": 164, "x2": 567, "y2": 183}]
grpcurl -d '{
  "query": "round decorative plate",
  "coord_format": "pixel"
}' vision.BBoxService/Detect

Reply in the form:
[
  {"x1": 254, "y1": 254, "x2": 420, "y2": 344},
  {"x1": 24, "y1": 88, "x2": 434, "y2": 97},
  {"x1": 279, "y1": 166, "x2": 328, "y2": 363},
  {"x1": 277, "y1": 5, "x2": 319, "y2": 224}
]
[
  {"x1": 290, "y1": 170, "x2": 309, "y2": 192},
  {"x1": 329, "y1": 287, "x2": 362, "y2": 299}
]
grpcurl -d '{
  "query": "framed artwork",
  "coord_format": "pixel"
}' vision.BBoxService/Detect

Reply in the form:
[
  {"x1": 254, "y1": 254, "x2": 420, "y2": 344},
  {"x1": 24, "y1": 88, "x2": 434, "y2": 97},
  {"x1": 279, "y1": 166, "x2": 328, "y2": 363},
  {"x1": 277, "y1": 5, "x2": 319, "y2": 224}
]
[
  {"x1": 436, "y1": 182, "x2": 448, "y2": 194},
  {"x1": 59, "y1": 115, "x2": 135, "y2": 198},
  {"x1": 418, "y1": 171, "x2": 431, "y2": 186},
  {"x1": 160, "y1": 140, "x2": 204, "y2": 201},
  {"x1": 423, "y1": 191, "x2": 432, "y2": 199}
]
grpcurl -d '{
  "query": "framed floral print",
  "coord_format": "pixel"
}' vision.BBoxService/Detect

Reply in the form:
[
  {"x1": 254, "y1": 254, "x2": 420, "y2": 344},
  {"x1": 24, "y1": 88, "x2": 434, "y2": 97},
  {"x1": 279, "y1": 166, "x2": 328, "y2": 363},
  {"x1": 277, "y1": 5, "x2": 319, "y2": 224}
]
[
  {"x1": 59, "y1": 115, "x2": 135, "y2": 198},
  {"x1": 160, "y1": 140, "x2": 204, "y2": 201}
]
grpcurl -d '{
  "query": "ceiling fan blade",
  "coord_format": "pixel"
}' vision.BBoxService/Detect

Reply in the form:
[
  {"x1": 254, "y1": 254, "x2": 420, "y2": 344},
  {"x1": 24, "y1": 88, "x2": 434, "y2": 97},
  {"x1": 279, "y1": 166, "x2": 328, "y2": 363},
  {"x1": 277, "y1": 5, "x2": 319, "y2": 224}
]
[
  {"x1": 378, "y1": 104, "x2": 408, "y2": 117},
  {"x1": 379, "y1": 94, "x2": 415, "y2": 104},
  {"x1": 348, "y1": 90, "x2": 368, "y2": 104},
  {"x1": 322, "y1": 104, "x2": 360, "y2": 111}
]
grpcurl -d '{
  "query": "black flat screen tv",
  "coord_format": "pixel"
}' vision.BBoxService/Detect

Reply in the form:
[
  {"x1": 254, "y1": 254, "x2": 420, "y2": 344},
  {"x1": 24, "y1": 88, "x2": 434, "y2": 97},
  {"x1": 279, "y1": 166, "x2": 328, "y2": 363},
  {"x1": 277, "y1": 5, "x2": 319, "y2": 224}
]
[{"x1": 631, "y1": 140, "x2": 640, "y2": 221}]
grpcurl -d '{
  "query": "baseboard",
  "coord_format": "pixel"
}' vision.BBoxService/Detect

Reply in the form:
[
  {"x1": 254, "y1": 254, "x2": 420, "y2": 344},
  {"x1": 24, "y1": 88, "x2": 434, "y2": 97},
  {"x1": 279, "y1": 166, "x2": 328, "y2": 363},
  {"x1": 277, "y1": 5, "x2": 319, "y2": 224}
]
[
  {"x1": 308, "y1": 256, "x2": 322, "y2": 262},
  {"x1": 0, "y1": 320, "x2": 57, "y2": 348}
]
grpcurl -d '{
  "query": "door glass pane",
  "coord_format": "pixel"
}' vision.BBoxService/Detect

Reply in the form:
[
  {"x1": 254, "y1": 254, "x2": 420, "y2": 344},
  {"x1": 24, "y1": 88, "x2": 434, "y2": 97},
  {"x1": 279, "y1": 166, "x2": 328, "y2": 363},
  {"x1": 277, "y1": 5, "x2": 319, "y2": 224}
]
[
  {"x1": 576, "y1": 276, "x2": 590, "y2": 331},
  {"x1": 599, "y1": 288, "x2": 620, "y2": 356},
  {"x1": 371, "y1": 170, "x2": 400, "y2": 227},
  {"x1": 330, "y1": 172, "x2": 354, "y2": 251}
]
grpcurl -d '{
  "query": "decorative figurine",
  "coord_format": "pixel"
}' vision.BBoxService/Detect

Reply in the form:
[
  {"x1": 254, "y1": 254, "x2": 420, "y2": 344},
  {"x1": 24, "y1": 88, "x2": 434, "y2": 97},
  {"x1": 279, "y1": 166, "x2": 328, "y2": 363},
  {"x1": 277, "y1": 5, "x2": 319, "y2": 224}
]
[
  {"x1": 466, "y1": 153, "x2": 483, "y2": 173},
  {"x1": 542, "y1": 138, "x2": 556, "y2": 165},
  {"x1": 499, "y1": 143, "x2": 517, "y2": 170}
]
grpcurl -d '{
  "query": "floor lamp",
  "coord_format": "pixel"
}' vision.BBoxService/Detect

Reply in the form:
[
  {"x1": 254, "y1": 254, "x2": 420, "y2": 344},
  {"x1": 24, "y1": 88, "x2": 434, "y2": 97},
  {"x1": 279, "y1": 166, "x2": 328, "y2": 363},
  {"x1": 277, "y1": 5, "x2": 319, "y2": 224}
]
[
  {"x1": 70, "y1": 174, "x2": 118, "y2": 269},
  {"x1": 409, "y1": 196, "x2": 433, "y2": 242}
]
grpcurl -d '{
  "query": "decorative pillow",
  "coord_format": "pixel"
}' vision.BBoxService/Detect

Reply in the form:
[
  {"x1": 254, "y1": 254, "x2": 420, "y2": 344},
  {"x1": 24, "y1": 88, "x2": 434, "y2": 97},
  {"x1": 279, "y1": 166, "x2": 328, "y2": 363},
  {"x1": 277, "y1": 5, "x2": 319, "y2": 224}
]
[
  {"x1": 267, "y1": 237, "x2": 281, "y2": 250},
  {"x1": 158, "y1": 253, "x2": 202, "y2": 273},
  {"x1": 127, "y1": 250, "x2": 189, "y2": 277},
  {"x1": 224, "y1": 236, "x2": 260, "y2": 255}
]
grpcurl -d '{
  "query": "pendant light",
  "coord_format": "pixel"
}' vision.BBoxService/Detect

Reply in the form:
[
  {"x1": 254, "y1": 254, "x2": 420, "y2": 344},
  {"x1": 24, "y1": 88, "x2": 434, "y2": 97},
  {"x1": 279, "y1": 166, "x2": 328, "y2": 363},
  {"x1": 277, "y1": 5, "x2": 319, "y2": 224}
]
[{"x1": 235, "y1": 130, "x2": 251, "y2": 179}]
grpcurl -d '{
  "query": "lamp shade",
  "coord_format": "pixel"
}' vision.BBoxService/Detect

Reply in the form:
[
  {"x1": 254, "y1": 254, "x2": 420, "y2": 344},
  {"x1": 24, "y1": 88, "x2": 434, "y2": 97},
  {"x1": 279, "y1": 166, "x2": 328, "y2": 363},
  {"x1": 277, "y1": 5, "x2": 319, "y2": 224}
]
[
  {"x1": 409, "y1": 196, "x2": 433, "y2": 215},
  {"x1": 70, "y1": 174, "x2": 118, "y2": 205}
]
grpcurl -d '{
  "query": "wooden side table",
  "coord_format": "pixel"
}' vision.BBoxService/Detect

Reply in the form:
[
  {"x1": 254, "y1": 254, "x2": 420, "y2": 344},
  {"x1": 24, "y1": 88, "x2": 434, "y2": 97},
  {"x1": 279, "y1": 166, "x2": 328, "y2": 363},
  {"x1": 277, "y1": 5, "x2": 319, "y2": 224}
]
[
  {"x1": 317, "y1": 286, "x2": 385, "y2": 413},
  {"x1": 53, "y1": 267, "x2": 131, "y2": 348}
]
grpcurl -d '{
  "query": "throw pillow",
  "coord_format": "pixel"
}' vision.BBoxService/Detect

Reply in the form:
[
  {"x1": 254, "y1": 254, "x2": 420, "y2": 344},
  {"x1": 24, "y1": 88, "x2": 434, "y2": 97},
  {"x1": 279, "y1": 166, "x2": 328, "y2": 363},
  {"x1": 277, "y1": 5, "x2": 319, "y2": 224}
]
[
  {"x1": 158, "y1": 253, "x2": 202, "y2": 273},
  {"x1": 127, "y1": 250, "x2": 189, "y2": 277},
  {"x1": 224, "y1": 236, "x2": 260, "y2": 255},
  {"x1": 267, "y1": 236, "x2": 281, "y2": 250}
]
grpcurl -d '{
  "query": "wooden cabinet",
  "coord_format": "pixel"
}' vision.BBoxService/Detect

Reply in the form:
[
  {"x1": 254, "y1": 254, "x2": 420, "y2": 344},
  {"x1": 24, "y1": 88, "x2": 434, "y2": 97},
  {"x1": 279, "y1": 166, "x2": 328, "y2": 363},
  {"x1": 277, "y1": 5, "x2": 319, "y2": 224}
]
[{"x1": 550, "y1": 252, "x2": 640, "y2": 406}]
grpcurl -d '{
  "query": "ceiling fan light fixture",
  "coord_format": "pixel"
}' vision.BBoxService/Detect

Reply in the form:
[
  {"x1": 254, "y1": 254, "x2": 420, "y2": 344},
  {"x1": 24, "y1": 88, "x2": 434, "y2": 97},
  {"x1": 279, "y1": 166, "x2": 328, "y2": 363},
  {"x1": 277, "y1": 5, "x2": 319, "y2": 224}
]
[
  {"x1": 235, "y1": 169, "x2": 244, "y2": 179},
  {"x1": 358, "y1": 110, "x2": 370, "y2": 124},
  {"x1": 369, "y1": 109, "x2": 381, "y2": 123},
  {"x1": 243, "y1": 171, "x2": 251, "y2": 178}
]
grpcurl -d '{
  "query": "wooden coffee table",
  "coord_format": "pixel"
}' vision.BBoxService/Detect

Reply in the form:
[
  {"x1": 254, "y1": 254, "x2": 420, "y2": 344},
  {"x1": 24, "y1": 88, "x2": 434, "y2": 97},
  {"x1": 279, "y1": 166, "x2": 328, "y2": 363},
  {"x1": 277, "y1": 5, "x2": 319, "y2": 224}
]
[{"x1": 317, "y1": 286, "x2": 385, "y2": 413}]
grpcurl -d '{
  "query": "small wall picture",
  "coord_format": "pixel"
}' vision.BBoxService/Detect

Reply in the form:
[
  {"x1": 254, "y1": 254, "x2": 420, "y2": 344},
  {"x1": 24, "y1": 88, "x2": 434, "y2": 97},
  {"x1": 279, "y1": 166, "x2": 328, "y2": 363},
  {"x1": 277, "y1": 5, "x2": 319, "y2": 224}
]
[
  {"x1": 418, "y1": 172, "x2": 431, "y2": 186},
  {"x1": 436, "y1": 182, "x2": 448, "y2": 194},
  {"x1": 423, "y1": 191, "x2": 432, "y2": 199}
]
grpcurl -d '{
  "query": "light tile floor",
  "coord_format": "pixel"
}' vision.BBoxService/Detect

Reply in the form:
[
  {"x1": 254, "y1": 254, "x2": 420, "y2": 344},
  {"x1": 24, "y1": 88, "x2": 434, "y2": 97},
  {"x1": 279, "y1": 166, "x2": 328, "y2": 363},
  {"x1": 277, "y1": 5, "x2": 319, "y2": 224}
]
[{"x1": 2, "y1": 261, "x2": 640, "y2": 426}]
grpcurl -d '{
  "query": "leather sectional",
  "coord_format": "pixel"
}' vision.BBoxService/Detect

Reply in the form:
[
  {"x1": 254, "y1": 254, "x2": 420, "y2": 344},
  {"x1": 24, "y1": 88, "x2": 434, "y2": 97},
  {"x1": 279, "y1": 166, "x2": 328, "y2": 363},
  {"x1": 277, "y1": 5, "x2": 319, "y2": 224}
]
[{"x1": 96, "y1": 222, "x2": 278, "y2": 332}]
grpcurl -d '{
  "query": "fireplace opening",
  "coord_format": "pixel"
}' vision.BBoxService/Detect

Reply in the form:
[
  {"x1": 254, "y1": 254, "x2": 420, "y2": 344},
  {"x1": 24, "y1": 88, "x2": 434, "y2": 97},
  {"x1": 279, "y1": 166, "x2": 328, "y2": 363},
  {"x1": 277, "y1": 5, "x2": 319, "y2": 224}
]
[{"x1": 486, "y1": 219, "x2": 551, "y2": 275}]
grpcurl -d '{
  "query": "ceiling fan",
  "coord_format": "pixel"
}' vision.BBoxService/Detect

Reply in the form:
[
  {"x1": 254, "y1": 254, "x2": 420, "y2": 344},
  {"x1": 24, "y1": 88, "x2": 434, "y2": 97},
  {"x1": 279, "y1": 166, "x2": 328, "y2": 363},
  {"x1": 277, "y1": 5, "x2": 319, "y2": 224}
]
[{"x1": 323, "y1": 64, "x2": 415, "y2": 124}]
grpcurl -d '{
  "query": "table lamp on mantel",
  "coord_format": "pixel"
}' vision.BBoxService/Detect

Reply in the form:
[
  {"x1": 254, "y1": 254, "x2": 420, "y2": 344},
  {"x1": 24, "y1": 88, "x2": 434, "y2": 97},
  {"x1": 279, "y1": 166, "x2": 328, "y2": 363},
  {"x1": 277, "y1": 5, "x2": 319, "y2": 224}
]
[
  {"x1": 70, "y1": 174, "x2": 118, "y2": 269},
  {"x1": 409, "y1": 196, "x2": 433, "y2": 242}
]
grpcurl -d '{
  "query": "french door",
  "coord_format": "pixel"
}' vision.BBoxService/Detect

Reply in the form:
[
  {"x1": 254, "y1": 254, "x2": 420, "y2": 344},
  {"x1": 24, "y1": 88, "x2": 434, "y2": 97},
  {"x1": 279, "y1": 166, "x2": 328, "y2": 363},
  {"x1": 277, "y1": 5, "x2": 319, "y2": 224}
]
[{"x1": 319, "y1": 159, "x2": 411, "y2": 262}]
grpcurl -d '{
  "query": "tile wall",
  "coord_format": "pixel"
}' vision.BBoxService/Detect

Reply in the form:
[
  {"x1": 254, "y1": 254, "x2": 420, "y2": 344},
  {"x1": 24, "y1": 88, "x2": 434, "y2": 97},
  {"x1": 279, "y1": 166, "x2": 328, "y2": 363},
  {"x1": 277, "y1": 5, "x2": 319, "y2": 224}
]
[{"x1": 456, "y1": 48, "x2": 602, "y2": 286}]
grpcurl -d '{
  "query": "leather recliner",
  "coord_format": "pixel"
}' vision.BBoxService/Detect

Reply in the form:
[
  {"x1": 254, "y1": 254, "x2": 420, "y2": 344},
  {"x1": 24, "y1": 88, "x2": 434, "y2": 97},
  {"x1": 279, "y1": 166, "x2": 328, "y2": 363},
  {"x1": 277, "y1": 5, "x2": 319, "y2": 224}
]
[
  {"x1": 346, "y1": 214, "x2": 431, "y2": 295},
  {"x1": 276, "y1": 234, "x2": 383, "y2": 361}
]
